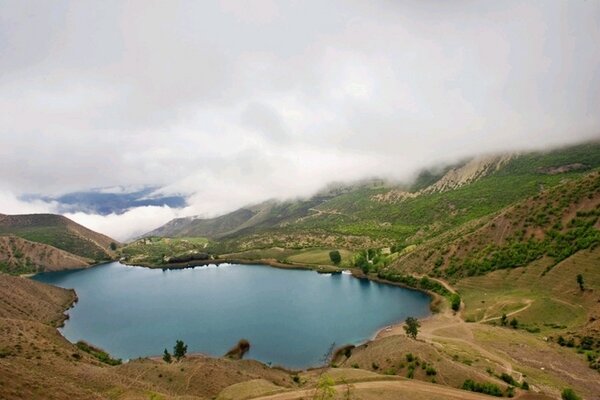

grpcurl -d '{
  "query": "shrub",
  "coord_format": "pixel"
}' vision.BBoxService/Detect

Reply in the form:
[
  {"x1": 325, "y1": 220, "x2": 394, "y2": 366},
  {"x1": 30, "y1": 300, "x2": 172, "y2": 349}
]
[
  {"x1": 506, "y1": 386, "x2": 515, "y2": 398},
  {"x1": 561, "y1": 388, "x2": 581, "y2": 400},
  {"x1": 500, "y1": 373, "x2": 517, "y2": 386},
  {"x1": 225, "y1": 339, "x2": 251, "y2": 360},
  {"x1": 450, "y1": 293, "x2": 461, "y2": 311},
  {"x1": 579, "y1": 336, "x2": 594, "y2": 350},
  {"x1": 76, "y1": 341, "x2": 121, "y2": 365},
  {"x1": 425, "y1": 366, "x2": 437, "y2": 376}
]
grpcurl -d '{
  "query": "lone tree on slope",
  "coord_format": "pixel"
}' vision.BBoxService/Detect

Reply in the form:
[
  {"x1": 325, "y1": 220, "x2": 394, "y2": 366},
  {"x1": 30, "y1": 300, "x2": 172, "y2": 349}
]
[
  {"x1": 329, "y1": 250, "x2": 342, "y2": 265},
  {"x1": 173, "y1": 339, "x2": 188, "y2": 361},
  {"x1": 404, "y1": 317, "x2": 420, "y2": 339},
  {"x1": 576, "y1": 274, "x2": 585, "y2": 291},
  {"x1": 163, "y1": 348, "x2": 172, "y2": 363}
]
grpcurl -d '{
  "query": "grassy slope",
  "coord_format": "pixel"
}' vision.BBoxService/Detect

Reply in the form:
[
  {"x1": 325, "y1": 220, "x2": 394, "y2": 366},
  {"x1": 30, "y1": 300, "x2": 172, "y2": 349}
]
[
  {"x1": 387, "y1": 171, "x2": 600, "y2": 280},
  {"x1": 375, "y1": 171, "x2": 600, "y2": 387},
  {"x1": 178, "y1": 141, "x2": 600, "y2": 254},
  {"x1": 457, "y1": 247, "x2": 600, "y2": 333},
  {"x1": 0, "y1": 213, "x2": 116, "y2": 262},
  {"x1": 0, "y1": 235, "x2": 92, "y2": 274},
  {"x1": 297, "y1": 142, "x2": 600, "y2": 244}
]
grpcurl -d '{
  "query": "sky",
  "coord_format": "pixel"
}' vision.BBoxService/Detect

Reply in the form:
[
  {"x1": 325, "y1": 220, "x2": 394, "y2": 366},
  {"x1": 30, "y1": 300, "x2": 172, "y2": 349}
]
[{"x1": 1, "y1": 0, "x2": 599, "y2": 240}]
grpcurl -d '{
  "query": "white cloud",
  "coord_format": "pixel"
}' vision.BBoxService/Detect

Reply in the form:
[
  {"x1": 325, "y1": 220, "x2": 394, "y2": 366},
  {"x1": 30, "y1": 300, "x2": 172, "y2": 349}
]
[
  {"x1": 65, "y1": 206, "x2": 187, "y2": 242},
  {"x1": 0, "y1": 191, "x2": 56, "y2": 215},
  {"x1": 0, "y1": 0, "x2": 599, "y2": 239}
]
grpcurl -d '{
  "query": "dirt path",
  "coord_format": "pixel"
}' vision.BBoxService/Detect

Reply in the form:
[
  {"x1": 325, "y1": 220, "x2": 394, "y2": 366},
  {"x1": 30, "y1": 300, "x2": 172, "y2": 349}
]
[
  {"x1": 412, "y1": 274, "x2": 457, "y2": 294},
  {"x1": 251, "y1": 379, "x2": 496, "y2": 400},
  {"x1": 377, "y1": 291, "x2": 522, "y2": 381},
  {"x1": 480, "y1": 299, "x2": 533, "y2": 323},
  {"x1": 296, "y1": 208, "x2": 347, "y2": 223}
]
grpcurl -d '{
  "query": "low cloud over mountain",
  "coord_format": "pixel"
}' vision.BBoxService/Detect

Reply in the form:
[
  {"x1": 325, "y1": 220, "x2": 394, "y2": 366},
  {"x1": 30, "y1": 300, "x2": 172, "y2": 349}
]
[{"x1": 1, "y1": 0, "x2": 599, "y2": 240}]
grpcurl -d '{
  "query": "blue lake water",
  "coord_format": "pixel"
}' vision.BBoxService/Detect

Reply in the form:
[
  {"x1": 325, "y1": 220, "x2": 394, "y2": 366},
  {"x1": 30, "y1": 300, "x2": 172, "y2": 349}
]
[{"x1": 33, "y1": 262, "x2": 430, "y2": 369}]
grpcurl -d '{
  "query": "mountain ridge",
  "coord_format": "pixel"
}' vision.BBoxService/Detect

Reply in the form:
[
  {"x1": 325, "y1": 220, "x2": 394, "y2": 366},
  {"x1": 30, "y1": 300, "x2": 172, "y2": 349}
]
[
  {"x1": 142, "y1": 141, "x2": 600, "y2": 249},
  {"x1": 0, "y1": 213, "x2": 118, "y2": 274}
]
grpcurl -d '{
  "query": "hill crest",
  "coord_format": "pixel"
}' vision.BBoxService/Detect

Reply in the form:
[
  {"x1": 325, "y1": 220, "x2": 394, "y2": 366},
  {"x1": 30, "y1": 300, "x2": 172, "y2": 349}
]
[{"x1": 0, "y1": 213, "x2": 117, "y2": 273}]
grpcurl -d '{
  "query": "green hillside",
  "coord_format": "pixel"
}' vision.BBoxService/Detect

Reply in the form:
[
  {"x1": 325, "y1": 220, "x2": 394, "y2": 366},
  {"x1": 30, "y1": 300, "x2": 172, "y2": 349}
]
[
  {"x1": 143, "y1": 141, "x2": 600, "y2": 256},
  {"x1": 0, "y1": 213, "x2": 116, "y2": 262},
  {"x1": 384, "y1": 171, "x2": 600, "y2": 280}
]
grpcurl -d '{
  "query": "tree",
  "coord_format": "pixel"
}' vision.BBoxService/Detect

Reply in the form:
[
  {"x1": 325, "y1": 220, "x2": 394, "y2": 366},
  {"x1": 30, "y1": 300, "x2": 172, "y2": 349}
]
[
  {"x1": 353, "y1": 251, "x2": 370, "y2": 273},
  {"x1": 173, "y1": 339, "x2": 188, "y2": 361},
  {"x1": 450, "y1": 293, "x2": 461, "y2": 312},
  {"x1": 329, "y1": 250, "x2": 342, "y2": 265},
  {"x1": 509, "y1": 318, "x2": 518, "y2": 329},
  {"x1": 109, "y1": 242, "x2": 117, "y2": 251},
  {"x1": 162, "y1": 348, "x2": 172, "y2": 363},
  {"x1": 403, "y1": 317, "x2": 420, "y2": 339},
  {"x1": 576, "y1": 274, "x2": 584, "y2": 291},
  {"x1": 561, "y1": 388, "x2": 581, "y2": 400},
  {"x1": 500, "y1": 313, "x2": 508, "y2": 326}
]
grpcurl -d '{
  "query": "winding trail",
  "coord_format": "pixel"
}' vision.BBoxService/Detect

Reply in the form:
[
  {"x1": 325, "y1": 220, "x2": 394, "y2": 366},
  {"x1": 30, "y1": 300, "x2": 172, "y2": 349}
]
[
  {"x1": 376, "y1": 287, "x2": 523, "y2": 381},
  {"x1": 480, "y1": 299, "x2": 533, "y2": 323}
]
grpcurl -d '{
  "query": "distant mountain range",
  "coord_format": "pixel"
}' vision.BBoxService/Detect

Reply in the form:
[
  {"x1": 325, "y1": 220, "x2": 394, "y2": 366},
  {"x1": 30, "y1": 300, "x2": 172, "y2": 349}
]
[{"x1": 22, "y1": 186, "x2": 187, "y2": 215}]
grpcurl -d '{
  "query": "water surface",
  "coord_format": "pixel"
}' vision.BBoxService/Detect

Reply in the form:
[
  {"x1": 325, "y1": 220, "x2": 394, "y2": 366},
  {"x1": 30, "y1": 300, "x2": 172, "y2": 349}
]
[{"x1": 34, "y1": 262, "x2": 430, "y2": 368}]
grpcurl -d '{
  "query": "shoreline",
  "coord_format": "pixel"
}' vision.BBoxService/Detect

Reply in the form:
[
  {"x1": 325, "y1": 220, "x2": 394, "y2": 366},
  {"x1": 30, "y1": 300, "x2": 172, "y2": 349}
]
[
  {"x1": 121, "y1": 257, "x2": 343, "y2": 274},
  {"x1": 20, "y1": 259, "x2": 117, "y2": 278},
  {"x1": 37, "y1": 258, "x2": 448, "y2": 372}
]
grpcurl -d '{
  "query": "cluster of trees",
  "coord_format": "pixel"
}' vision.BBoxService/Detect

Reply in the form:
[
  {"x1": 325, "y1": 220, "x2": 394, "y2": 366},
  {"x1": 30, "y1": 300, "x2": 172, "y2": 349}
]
[
  {"x1": 163, "y1": 339, "x2": 188, "y2": 363},
  {"x1": 556, "y1": 334, "x2": 599, "y2": 371},
  {"x1": 353, "y1": 248, "x2": 391, "y2": 273},
  {"x1": 461, "y1": 379, "x2": 503, "y2": 397},
  {"x1": 377, "y1": 272, "x2": 449, "y2": 296},
  {"x1": 446, "y1": 211, "x2": 599, "y2": 279},
  {"x1": 377, "y1": 271, "x2": 462, "y2": 311},
  {"x1": 165, "y1": 252, "x2": 209, "y2": 264}
]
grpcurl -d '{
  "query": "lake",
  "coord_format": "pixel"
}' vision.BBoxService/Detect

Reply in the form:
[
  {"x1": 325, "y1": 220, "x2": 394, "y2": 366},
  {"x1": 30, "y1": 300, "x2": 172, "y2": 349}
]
[{"x1": 33, "y1": 262, "x2": 430, "y2": 369}]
